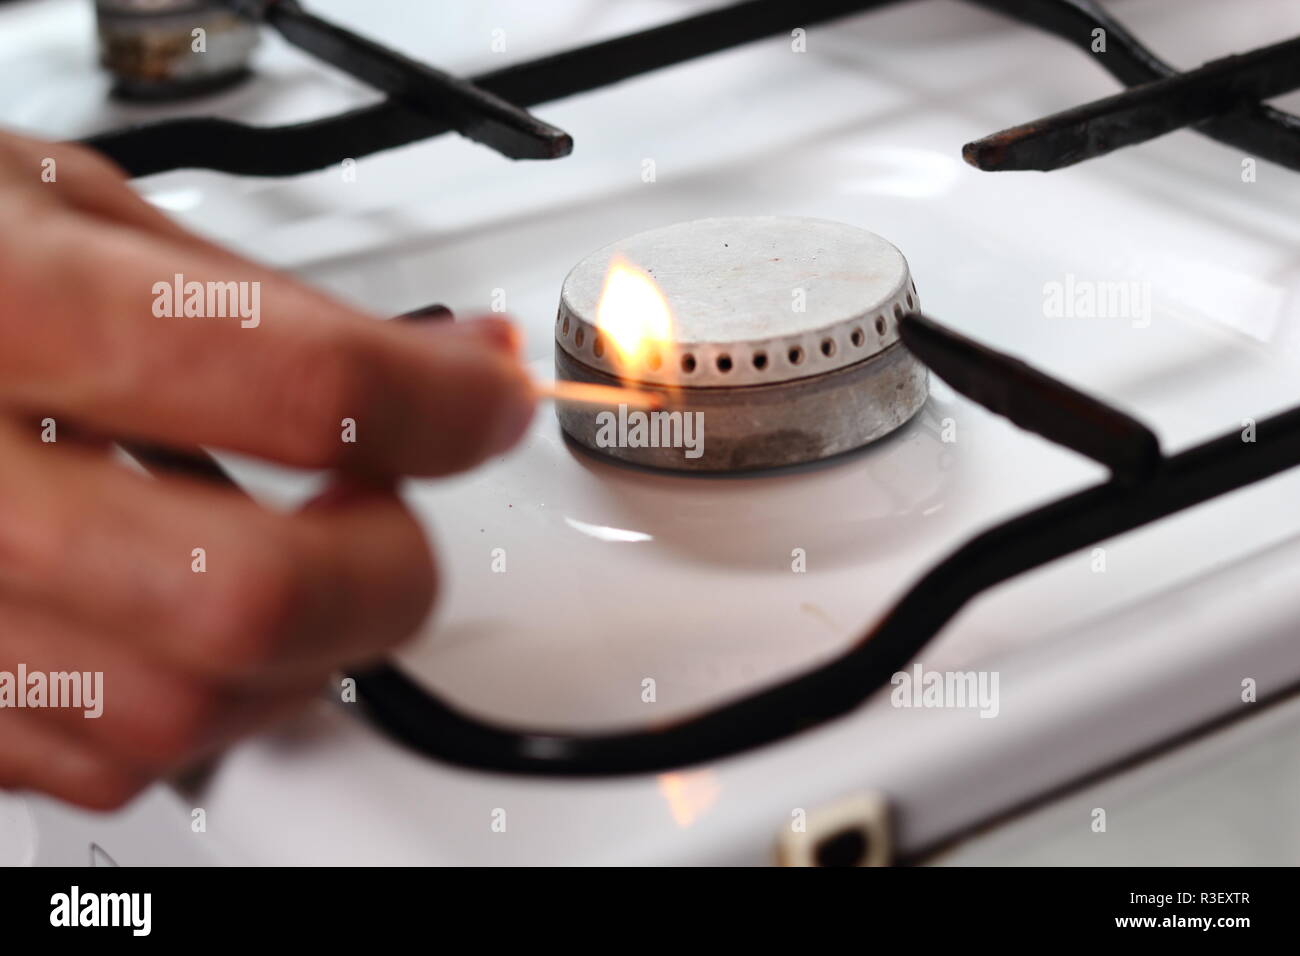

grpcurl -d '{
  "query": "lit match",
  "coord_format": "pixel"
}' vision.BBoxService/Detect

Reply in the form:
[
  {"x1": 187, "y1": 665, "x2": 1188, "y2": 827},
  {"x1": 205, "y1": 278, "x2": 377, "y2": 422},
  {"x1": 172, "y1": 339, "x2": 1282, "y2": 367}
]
[{"x1": 533, "y1": 379, "x2": 663, "y2": 410}]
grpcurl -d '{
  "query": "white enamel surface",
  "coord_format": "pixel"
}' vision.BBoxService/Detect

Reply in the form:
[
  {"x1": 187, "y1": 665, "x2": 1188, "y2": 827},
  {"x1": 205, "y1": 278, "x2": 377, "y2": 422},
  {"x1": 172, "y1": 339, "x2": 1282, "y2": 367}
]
[{"x1": 6, "y1": 0, "x2": 1300, "y2": 864}]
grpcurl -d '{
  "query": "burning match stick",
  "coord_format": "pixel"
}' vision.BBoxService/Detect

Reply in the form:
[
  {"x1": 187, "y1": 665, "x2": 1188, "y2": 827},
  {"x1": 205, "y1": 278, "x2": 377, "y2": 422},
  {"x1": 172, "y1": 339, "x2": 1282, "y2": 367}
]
[
  {"x1": 391, "y1": 306, "x2": 663, "y2": 410},
  {"x1": 534, "y1": 379, "x2": 663, "y2": 410}
]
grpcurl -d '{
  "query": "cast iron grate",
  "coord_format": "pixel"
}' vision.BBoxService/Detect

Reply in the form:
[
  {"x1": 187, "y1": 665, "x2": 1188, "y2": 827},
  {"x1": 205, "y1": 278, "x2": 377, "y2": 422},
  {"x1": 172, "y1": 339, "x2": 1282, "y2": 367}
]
[
  {"x1": 94, "y1": 0, "x2": 1300, "y2": 774},
  {"x1": 84, "y1": 0, "x2": 1300, "y2": 176}
]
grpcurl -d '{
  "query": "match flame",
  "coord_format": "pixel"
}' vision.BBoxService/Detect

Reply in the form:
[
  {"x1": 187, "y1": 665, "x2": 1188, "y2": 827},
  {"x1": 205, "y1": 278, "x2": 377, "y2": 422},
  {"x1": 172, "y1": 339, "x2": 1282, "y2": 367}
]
[{"x1": 595, "y1": 254, "x2": 674, "y2": 377}]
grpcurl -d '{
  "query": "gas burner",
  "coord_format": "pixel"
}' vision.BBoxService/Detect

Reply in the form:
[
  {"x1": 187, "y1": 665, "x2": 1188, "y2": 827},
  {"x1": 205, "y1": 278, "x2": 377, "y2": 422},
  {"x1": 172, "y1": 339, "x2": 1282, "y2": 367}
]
[
  {"x1": 553, "y1": 217, "x2": 926, "y2": 471},
  {"x1": 95, "y1": 0, "x2": 258, "y2": 100}
]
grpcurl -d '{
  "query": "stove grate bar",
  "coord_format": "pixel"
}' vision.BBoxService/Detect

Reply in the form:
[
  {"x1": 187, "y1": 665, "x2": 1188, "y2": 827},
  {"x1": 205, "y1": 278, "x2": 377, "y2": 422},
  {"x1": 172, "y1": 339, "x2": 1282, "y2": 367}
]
[
  {"x1": 222, "y1": 0, "x2": 572, "y2": 161},
  {"x1": 85, "y1": 0, "x2": 1300, "y2": 177},
  {"x1": 898, "y1": 313, "x2": 1161, "y2": 481},
  {"x1": 85, "y1": 0, "x2": 901, "y2": 177},
  {"x1": 345, "y1": 313, "x2": 1300, "y2": 776},
  {"x1": 118, "y1": 309, "x2": 1300, "y2": 774},
  {"x1": 964, "y1": 30, "x2": 1300, "y2": 171},
  {"x1": 965, "y1": 0, "x2": 1300, "y2": 171}
]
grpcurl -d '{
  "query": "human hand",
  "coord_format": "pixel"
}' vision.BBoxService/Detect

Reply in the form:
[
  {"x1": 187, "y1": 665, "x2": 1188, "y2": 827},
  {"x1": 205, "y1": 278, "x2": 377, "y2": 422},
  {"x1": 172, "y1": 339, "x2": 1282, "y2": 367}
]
[{"x1": 0, "y1": 131, "x2": 534, "y2": 808}]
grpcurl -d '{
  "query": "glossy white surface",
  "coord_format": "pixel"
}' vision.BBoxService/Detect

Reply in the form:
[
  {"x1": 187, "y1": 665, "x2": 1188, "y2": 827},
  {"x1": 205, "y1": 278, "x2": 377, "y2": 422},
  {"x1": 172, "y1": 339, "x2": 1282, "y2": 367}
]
[
  {"x1": 0, "y1": 793, "x2": 36, "y2": 866},
  {"x1": 931, "y1": 692, "x2": 1300, "y2": 866},
  {"x1": 6, "y1": 0, "x2": 1300, "y2": 864}
]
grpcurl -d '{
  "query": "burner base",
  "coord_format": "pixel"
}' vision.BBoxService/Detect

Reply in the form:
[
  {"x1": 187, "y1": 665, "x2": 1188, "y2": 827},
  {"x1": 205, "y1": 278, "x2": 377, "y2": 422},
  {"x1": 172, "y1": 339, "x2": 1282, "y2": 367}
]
[
  {"x1": 96, "y1": 1, "x2": 259, "y2": 102},
  {"x1": 554, "y1": 341, "x2": 927, "y2": 472}
]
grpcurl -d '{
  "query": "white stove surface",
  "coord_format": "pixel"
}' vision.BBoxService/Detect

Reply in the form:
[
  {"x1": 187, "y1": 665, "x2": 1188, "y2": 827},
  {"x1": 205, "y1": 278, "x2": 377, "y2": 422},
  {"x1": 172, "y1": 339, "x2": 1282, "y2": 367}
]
[{"x1": 6, "y1": 0, "x2": 1300, "y2": 865}]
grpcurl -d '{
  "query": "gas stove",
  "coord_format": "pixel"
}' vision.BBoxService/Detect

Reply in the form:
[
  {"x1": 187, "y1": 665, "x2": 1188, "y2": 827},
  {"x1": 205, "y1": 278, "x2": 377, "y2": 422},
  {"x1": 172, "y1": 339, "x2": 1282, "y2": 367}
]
[{"x1": 5, "y1": 0, "x2": 1300, "y2": 866}]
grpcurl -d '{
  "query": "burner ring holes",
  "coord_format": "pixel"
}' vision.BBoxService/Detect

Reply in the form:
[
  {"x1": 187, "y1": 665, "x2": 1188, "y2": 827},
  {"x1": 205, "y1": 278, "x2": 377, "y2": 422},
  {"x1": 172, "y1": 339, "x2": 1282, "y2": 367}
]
[
  {"x1": 875, "y1": 315, "x2": 887, "y2": 337},
  {"x1": 681, "y1": 353, "x2": 696, "y2": 374},
  {"x1": 716, "y1": 353, "x2": 733, "y2": 373},
  {"x1": 575, "y1": 328, "x2": 585, "y2": 348},
  {"x1": 646, "y1": 351, "x2": 662, "y2": 372},
  {"x1": 820, "y1": 337, "x2": 836, "y2": 358},
  {"x1": 562, "y1": 316, "x2": 570, "y2": 335},
  {"x1": 787, "y1": 345, "x2": 805, "y2": 366},
  {"x1": 850, "y1": 327, "x2": 865, "y2": 348},
  {"x1": 752, "y1": 350, "x2": 768, "y2": 370},
  {"x1": 592, "y1": 334, "x2": 604, "y2": 358}
]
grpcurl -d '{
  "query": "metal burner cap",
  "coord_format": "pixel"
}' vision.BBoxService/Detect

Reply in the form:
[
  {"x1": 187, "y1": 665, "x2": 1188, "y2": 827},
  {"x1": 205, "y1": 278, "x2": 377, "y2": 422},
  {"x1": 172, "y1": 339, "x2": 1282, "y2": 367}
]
[
  {"x1": 556, "y1": 216, "x2": 919, "y2": 388},
  {"x1": 553, "y1": 217, "x2": 928, "y2": 471}
]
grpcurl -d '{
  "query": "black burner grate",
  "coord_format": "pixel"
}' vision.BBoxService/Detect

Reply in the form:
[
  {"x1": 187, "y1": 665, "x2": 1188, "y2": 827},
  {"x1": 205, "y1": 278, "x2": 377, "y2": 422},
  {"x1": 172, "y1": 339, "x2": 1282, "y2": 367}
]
[
  {"x1": 101, "y1": 1, "x2": 1300, "y2": 776},
  {"x1": 85, "y1": 0, "x2": 1300, "y2": 176}
]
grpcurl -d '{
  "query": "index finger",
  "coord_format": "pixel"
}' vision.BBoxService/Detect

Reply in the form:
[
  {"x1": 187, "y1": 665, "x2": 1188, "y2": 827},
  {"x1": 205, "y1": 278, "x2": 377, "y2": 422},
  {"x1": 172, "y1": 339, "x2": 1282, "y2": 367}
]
[{"x1": 0, "y1": 209, "x2": 535, "y2": 476}]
